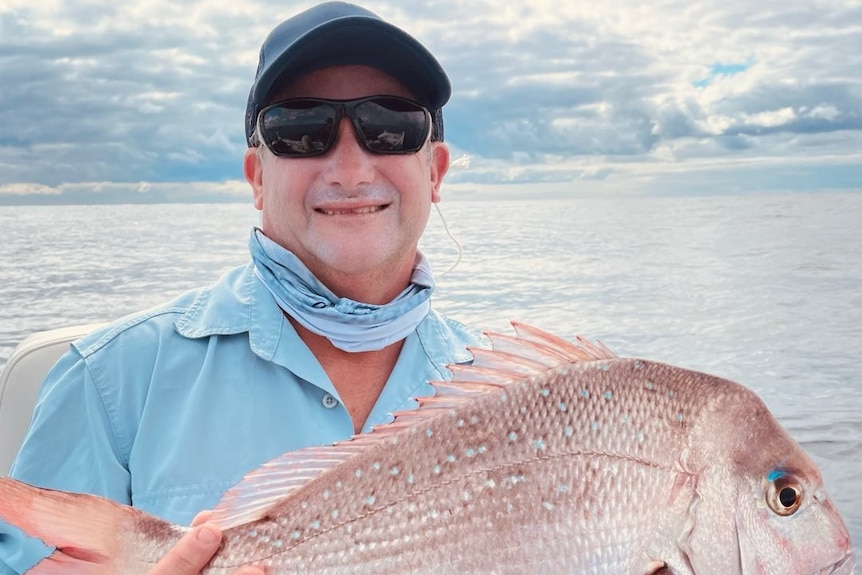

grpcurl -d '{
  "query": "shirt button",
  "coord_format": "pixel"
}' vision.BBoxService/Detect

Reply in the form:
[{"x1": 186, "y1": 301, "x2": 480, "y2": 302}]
[{"x1": 322, "y1": 394, "x2": 338, "y2": 409}]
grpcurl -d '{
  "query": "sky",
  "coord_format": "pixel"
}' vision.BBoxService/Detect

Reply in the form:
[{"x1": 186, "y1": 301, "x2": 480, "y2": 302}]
[{"x1": 1, "y1": 0, "x2": 861, "y2": 204}]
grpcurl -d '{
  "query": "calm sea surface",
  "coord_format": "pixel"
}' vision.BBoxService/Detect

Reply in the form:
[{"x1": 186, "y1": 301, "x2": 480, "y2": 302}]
[{"x1": 0, "y1": 193, "x2": 860, "y2": 559}]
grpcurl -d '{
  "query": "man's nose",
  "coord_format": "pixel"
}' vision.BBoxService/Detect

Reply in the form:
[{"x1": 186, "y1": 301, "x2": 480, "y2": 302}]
[{"x1": 322, "y1": 117, "x2": 375, "y2": 190}]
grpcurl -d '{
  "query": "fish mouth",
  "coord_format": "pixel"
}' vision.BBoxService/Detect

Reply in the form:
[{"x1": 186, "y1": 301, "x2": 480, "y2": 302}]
[{"x1": 813, "y1": 551, "x2": 856, "y2": 575}]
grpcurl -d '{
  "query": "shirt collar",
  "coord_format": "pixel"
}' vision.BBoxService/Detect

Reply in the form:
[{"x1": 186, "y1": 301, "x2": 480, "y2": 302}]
[
  {"x1": 173, "y1": 263, "x2": 477, "y2": 381},
  {"x1": 174, "y1": 263, "x2": 284, "y2": 362}
]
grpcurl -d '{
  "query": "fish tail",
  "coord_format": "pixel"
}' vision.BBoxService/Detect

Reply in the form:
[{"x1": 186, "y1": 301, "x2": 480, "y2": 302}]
[{"x1": 0, "y1": 477, "x2": 171, "y2": 575}]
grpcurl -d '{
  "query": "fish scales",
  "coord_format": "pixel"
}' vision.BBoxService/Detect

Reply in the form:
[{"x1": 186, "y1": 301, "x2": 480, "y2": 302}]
[
  {"x1": 211, "y1": 360, "x2": 693, "y2": 574},
  {"x1": 0, "y1": 324, "x2": 855, "y2": 574}
]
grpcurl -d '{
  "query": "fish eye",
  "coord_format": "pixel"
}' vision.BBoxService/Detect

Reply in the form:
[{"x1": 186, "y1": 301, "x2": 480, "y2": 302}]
[{"x1": 766, "y1": 474, "x2": 803, "y2": 516}]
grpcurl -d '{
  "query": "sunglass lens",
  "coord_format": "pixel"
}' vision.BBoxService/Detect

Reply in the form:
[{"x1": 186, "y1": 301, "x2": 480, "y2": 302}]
[
  {"x1": 354, "y1": 98, "x2": 429, "y2": 153},
  {"x1": 260, "y1": 102, "x2": 337, "y2": 156}
]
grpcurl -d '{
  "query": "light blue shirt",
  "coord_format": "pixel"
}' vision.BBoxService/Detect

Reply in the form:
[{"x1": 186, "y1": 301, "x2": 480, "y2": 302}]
[{"x1": 0, "y1": 263, "x2": 483, "y2": 574}]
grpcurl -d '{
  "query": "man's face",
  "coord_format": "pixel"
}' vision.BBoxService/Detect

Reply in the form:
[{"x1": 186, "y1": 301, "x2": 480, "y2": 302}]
[{"x1": 245, "y1": 65, "x2": 449, "y2": 297}]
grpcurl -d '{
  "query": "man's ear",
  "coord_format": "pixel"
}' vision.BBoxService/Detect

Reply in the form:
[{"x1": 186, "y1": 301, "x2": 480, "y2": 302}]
[
  {"x1": 244, "y1": 147, "x2": 265, "y2": 210},
  {"x1": 429, "y1": 142, "x2": 450, "y2": 204}
]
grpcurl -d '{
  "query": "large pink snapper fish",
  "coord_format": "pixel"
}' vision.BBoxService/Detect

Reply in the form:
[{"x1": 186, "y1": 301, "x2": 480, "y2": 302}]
[{"x1": 0, "y1": 324, "x2": 855, "y2": 574}]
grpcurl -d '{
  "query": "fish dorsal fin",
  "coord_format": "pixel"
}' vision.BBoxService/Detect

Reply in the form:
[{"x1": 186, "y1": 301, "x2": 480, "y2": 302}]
[
  {"x1": 209, "y1": 323, "x2": 615, "y2": 530},
  {"x1": 483, "y1": 322, "x2": 616, "y2": 368},
  {"x1": 511, "y1": 321, "x2": 616, "y2": 361},
  {"x1": 208, "y1": 444, "x2": 364, "y2": 530},
  {"x1": 391, "y1": 322, "x2": 617, "y2": 423}
]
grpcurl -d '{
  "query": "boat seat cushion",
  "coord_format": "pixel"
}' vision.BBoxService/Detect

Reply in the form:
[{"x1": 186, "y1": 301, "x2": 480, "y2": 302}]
[{"x1": 0, "y1": 324, "x2": 105, "y2": 475}]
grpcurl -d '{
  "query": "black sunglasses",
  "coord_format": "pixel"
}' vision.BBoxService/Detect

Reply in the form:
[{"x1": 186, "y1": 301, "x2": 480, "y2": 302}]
[{"x1": 256, "y1": 96, "x2": 433, "y2": 158}]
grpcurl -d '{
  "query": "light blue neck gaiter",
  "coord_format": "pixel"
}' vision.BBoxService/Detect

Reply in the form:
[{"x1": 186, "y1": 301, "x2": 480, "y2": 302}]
[{"x1": 249, "y1": 228, "x2": 435, "y2": 353}]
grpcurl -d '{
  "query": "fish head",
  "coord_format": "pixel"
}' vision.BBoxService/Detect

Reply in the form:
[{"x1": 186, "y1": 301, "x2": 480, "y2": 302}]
[
  {"x1": 732, "y1": 453, "x2": 855, "y2": 574},
  {"x1": 684, "y1": 387, "x2": 855, "y2": 575}
]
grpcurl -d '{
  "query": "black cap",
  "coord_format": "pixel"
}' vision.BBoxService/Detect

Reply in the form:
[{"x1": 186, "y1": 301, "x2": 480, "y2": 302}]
[{"x1": 245, "y1": 1, "x2": 450, "y2": 146}]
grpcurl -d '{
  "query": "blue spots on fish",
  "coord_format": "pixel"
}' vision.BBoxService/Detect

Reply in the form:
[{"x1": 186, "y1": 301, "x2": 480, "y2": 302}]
[
  {"x1": 465, "y1": 448, "x2": 476, "y2": 458},
  {"x1": 365, "y1": 496, "x2": 376, "y2": 506},
  {"x1": 508, "y1": 431, "x2": 519, "y2": 442},
  {"x1": 768, "y1": 469, "x2": 788, "y2": 482},
  {"x1": 600, "y1": 363, "x2": 610, "y2": 371},
  {"x1": 604, "y1": 390, "x2": 613, "y2": 400},
  {"x1": 590, "y1": 421, "x2": 601, "y2": 432},
  {"x1": 557, "y1": 483, "x2": 570, "y2": 494},
  {"x1": 532, "y1": 438, "x2": 547, "y2": 451},
  {"x1": 564, "y1": 426, "x2": 574, "y2": 438},
  {"x1": 645, "y1": 381, "x2": 657, "y2": 391},
  {"x1": 558, "y1": 401, "x2": 567, "y2": 412},
  {"x1": 310, "y1": 519, "x2": 321, "y2": 529},
  {"x1": 433, "y1": 465, "x2": 442, "y2": 474},
  {"x1": 425, "y1": 428, "x2": 434, "y2": 438},
  {"x1": 406, "y1": 473, "x2": 415, "y2": 484},
  {"x1": 581, "y1": 389, "x2": 590, "y2": 398},
  {"x1": 355, "y1": 469, "x2": 363, "y2": 478},
  {"x1": 446, "y1": 454, "x2": 456, "y2": 463},
  {"x1": 540, "y1": 388, "x2": 550, "y2": 397},
  {"x1": 390, "y1": 466, "x2": 400, "y2": 476},
  {"x1": 290, "y1": 530, "x2": 301, "y2": 540}
]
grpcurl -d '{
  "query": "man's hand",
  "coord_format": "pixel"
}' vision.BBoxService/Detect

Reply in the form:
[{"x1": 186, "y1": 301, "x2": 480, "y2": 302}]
[{"x1": 144, "y1": 511, "x2": 266, "y2": 575}]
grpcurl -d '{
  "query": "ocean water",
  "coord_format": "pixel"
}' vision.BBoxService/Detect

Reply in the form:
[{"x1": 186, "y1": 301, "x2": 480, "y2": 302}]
[{"x1": 0, "y1": 193, "x2": 860, "y2": 562}]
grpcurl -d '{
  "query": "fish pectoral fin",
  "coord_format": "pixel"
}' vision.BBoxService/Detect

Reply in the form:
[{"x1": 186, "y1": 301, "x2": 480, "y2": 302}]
[
  {"x1": 0, "y1": 477, "x2": 163, "y2": 574},
  {"x1": 643, "y1": 560, "x2": 677, "y2": 575}
]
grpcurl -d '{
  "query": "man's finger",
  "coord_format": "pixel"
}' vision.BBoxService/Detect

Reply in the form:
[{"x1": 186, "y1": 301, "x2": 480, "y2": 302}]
[
  {"x1": 191, "y1": 510, "x2": 214, "y2": 527},
  {"x1": 145, "y1": 524, "x2": 222, "y2": 575}
]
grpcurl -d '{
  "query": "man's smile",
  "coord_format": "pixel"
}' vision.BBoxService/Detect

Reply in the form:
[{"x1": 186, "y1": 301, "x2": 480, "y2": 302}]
[{"x1": 316, "y1": 204, "x2": 390, "y2": 215}]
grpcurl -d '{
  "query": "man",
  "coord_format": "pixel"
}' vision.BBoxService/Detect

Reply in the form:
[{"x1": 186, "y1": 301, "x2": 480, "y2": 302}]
[{"x1": 0, "y1": 3, "x2": 482, "y2": 574}]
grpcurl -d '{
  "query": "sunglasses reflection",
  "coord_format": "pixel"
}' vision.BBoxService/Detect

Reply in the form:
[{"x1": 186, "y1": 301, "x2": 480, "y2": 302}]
[{"x1": 368, "y1": 130, "x2": 405, "y2": 150}]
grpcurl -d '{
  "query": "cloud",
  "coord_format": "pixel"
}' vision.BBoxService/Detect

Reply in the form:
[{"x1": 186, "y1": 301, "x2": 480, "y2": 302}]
[{"x1": 0, "y1": 0, "x2": 860, "y2": 202}]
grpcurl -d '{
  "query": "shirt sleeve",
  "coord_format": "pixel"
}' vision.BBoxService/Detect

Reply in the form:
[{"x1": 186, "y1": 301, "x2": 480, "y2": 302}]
[{"x1": 0, "y1": 346, "x2": 131, "y2": 573}]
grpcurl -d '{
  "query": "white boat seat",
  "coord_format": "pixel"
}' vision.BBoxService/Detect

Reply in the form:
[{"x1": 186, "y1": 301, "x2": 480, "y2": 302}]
[{"x1": 0, "y1": 323, "x2": 106, "y2": 475}]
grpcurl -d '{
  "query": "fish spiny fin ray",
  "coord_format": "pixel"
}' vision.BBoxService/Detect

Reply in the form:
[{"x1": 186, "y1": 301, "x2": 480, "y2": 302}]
[
  {"x1": 511, "y1": 321, "x2": 617, "y2": 360},
  {"x1": 209, "y1": 446, "x2": 361, "y2": 529},
  {"x1": 374, "y1": 323, "x2": 616, "y2": 420},
  {"x1": 414, "y1": 323, "x2": 616, "y2": 419}
]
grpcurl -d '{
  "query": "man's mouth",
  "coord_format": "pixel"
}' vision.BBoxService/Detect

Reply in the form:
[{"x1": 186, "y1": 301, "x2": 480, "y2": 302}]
[{"x1": 316, "y1": 204, "x2": 388, "y2": 215}]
